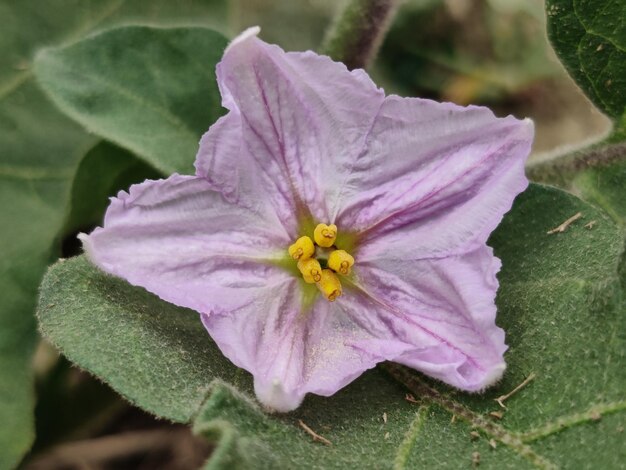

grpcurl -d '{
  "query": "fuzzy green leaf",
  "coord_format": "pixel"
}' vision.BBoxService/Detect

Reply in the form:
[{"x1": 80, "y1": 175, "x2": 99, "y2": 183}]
[
  {"x1": 527, "y1": 145, "x2": 626, "y2": 286},
  {"x1": 570, "y1": 155, "x2": 626, "y2": 229},
  {"x1": 0, "y1": 79, "x2": 91, "y2": 470},
  {"x1": 0, "y1": 8, "x2": 227, "y2": 466},
  {"x1": 37, "y1": 184, "x2": 626, "y2": 469},
  {"x1": 38, "y1": 256, "x2": 251, "y2": 423},
  {"x1": 534, "y1": 0, "x2": 626, "y2": 288},
  {"x1": 546, "y1": 0, "x2": 626, "y2": 139},
  {"x1": 34, "y1": 26, "x2": 228, "y2": 175},
  {"x1": 64, "y1": 142, "x2": 162, "y2": 234},
  {"x1": 571, "y1": 154, "x2": 626, "y2": 287}
]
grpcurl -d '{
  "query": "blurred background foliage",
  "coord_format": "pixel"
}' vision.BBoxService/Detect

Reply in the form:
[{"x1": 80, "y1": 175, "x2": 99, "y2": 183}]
[
  {"x1": 231, "y1": 0, "x2": 609, "y2": 155},
  {"x1": 0, "y1": 0, "x2": 616, "y2": 468}
]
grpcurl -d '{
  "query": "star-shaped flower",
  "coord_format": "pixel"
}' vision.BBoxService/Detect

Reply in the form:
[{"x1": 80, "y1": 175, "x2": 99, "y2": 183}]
[{"x1": 80, "y1": 27, "x2": 533, "y2": 412}]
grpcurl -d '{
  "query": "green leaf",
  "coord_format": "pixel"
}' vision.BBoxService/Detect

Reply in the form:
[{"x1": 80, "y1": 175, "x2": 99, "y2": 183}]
[
  {"x1": 37, "y1": 184, "x2": 626, "y2": 468},
  {"x1": 527, "y1": 143, "x2": 626, "y2": 286},
  {"x1": 546, "y1": 0, "x2": 626, "y2": 139},
  {"x1": 64, "y1": 142, "x2": 162, "y2": 234},
  {"x1": 34, "y1": 25, "x2": 228, "y2": 175},
  {"x1": 38, "y1": 255, "x2": 251, "y2": 423},
  {"x1": 571, "y1": 155, "x2": 626, "y2": 287},
  {"x1": 535, "y1": 1, "x2": 626, "y2": 289},
  {"x1": 0, "y1": 4, "x2": 227, "y2": 465},
  {"x1": 570, "y1": 156, "x2": 626, "y2": 229},
  {"x1": 0, "y1": 79, "x2": 93, "y2": 470}
]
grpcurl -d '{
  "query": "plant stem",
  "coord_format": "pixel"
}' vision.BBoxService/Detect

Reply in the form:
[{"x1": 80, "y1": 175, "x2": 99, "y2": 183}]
[
  {"x1": 321, "y1": 0, "x2": 402, "y2": 70},
  {"x1": 527, "y1": 142, "x2": 626, "y2": 186},
  {"x1": 25, "y1": 429, "x2": 204, "y2": 468}
]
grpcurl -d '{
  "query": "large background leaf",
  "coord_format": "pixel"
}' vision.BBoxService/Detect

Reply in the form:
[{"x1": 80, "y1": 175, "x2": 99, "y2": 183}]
[
  {"x1": 531, "y1": 0, "x2": 626, "y2": 290},
  {"x1": 38, "y1": 184, "x2": 626, "y2": 469},
  {"x1": 63, "y1": 142, "x2": 162, "y2": 236},
  {"x1": 34, "y1": 26, "x2": 227, "y2": 175},
  {"x1": 546, "y1": 0, "x2": 625, "y2": 139},
  {"x1": 0, "y1": 6, "x2": 227, "y2": 465}
]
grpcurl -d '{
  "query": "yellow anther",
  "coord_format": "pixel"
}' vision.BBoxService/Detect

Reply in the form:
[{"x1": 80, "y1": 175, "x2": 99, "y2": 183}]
[
  {"x1": 314, "y1": 223, "x2": 337, "y2": 248},
  {"x1": 297, "y1": 258, "x2": 323, "y2": 284},
  {"x1": 317, "y1": 269, "x2": 342, "y2": 302},
  {"x1": 328, "y1": 250, "x2": 355, "y2": 275},
  {"x1": 288, "y1": 236, "x2": 315, "y2": 260}
]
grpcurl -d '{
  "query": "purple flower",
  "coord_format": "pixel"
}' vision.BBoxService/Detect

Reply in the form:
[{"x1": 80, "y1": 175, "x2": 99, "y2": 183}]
[{"x1": 80, "y1": 27, "x2": 533, "y2": 412}]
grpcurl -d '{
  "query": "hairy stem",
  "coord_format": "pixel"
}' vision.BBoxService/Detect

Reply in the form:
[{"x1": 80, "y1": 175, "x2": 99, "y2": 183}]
[
  {"x1": 527, "y1": 142, "x2": 626, "y2": 187},
  {"x1": 321, "y1": 0, "x2": 402, "y2": 70}
]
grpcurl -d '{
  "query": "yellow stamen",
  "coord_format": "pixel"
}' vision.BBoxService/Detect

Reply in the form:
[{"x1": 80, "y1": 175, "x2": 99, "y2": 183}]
[
  {"x1": 328, "y1": 250, "x2": 355, "y2": 275},
  {"x1": 317, "y1": 269, "x2": 342, "y2": 302},
  {"x1": 314, "y1": 223, "x2": 337, "y2": 248},
  {"x1": 297, "y1": 258, "x2": 323, "y2": 284},
  {"x1": 288, "y1": 236, "x2": 315, "y2": 260}
]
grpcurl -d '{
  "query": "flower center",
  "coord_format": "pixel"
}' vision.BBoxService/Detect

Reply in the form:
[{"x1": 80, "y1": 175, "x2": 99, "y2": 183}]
[{"x1": 287, "y1": 223, "x2": 355, "y2": 302}]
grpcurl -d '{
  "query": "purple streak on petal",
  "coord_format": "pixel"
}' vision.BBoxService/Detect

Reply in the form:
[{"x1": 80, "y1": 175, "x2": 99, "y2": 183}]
[
  {"x1": 335, "y1": 97, "x2": 533, "y2": 258},
  {"x1": 201, "y1": 281, "x2": 412, "y2": 412},
  {"x1": 202, "y1": 243, "x2": 506, "y2": 410},
  {"x1": 80, "y1": 174, "x2": 291, "y2": 315},
  {"x1": 195, "y1": 28, "x2": 385, "y2": 235},
  {"x1": 345, "y1": 245, "x2": 507, "y2": 391}
]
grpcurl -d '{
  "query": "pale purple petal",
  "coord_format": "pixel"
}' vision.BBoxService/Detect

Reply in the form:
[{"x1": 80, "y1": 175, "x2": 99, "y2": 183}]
[
  {"x1": 80, "y1": 174, "x2": 291, "y2": 314},
  {"x1": 202, "y1": 245, "x2": 505, "y2": 410},
  {"x1": 346, "y1": 245, "x2": 506, "y2": 390},
  {"x1": 335, "y1": 96, "x2": 533, "y2": 258},
  {"x1": 201, "y1": 281, "x2": 413, "y2": 412},
  {"x1": 195, "y1": 27, "x2": 385, "y2": 235}
]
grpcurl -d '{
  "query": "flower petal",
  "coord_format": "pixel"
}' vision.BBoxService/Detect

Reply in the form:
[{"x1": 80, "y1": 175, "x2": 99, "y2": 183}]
[
  {"x1": 202, "y1": 281, "x2": 413, "y2": 412},
  {"x1": 212, "y1": 246, "x2": 506, "y2": 412},
  {"x1": 335, "y1": 96, "x2": 533, "y2": 258},
  {"x1": 80, "y1": 174, "x2": 291, "y2": 314},
  {"x1": 348, "y1": 245, "x2": 507, "y2": 391},
  {"x1": 202, "y1": 249, "x2": 506, "y2": 409},
  {"x1": 195, "y1": 27, "x2": 385, "y2": 235}
]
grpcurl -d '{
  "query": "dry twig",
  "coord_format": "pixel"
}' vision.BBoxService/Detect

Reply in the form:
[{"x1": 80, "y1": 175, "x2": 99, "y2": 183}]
[
  {"x1": 495, "y1": 372, "x2": 537, "y2": 409},
  {"x1": 405, "y1": 393, "x2": 419, "y2": 404},
  {"x1": 584, "y1": 220, "x2": 597, "y2": 229},
  {"x1": 298, "y1": 420, "x2": 332, "y2": 446},
  {"x1": 547, "y1": 212, "x2": 582, "y2": 234}
]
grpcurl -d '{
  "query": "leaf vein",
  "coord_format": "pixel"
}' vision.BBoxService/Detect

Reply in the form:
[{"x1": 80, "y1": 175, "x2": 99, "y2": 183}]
[
  {"x1": 41, "y1": 57, "x2": 198, "y2": 143},
  {"x1": 393, "y1": 405, "x2": 429, "y2": 470},
  {"x1": 382, "y1": 363, "x2": 558, "y2": 470},
  {"x1": 521, "y1": 400, "x2": 626, "y2": 442}
]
